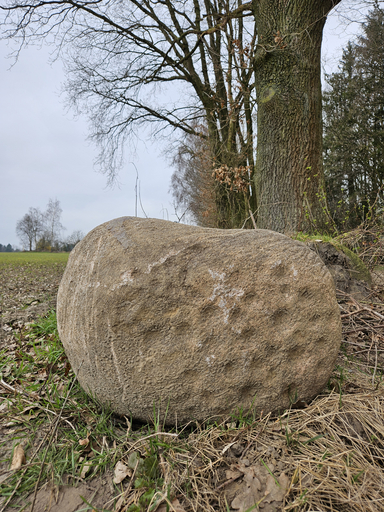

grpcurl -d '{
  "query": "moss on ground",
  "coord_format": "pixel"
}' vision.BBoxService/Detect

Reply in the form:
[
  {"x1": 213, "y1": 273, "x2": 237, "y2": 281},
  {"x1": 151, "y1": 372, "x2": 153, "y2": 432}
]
[{"x1": 331, "y1": 241, "x2": 372, "y2": 285}]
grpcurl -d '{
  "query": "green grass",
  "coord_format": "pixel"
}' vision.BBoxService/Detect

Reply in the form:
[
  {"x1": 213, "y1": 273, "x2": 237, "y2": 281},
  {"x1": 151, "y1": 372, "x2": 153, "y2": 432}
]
[
  {"x1": 0, "y1": 311, "x2": 185, "y2": 511},
  {"x1": 0, "y1": 311, "x2": 123, "y2": 510},
  {"x1": 0, "y1": 252, "x2": 69, "y2": 267}
]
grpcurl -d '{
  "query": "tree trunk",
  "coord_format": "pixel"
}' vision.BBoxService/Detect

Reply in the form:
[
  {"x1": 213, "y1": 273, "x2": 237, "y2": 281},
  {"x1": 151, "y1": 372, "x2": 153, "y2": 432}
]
[{"x1": 253, "y1": 0, "x2": 340, "y2": 233}]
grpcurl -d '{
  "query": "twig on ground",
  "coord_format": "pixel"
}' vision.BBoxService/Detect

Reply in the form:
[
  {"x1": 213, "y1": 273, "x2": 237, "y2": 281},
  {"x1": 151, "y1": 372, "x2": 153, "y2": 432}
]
[
  {"x1": 341, "y1": 309, "x2": 365, "y2": 318},
  {"x1": 344, "y1": 325, "x2": 384, "y2": 334},
  {"x1": 372, "y1": 344, "x2": 379, "y2": 386},
  {"x1": 123, "y1": 432, "x2": 178, "y2": 456},
  {"x1": 362, "y1": 307, "x2": 384, "y2": 322},
  {"x1": 0, "y1": 378, "x2": 78, "y2": 433}
]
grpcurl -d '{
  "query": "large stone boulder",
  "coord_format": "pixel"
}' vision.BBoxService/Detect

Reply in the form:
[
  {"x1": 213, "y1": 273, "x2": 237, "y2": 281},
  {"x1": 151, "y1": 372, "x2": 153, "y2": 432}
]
[{"x1": 57, "y1": 218, "x2": 342, "y2": 424}]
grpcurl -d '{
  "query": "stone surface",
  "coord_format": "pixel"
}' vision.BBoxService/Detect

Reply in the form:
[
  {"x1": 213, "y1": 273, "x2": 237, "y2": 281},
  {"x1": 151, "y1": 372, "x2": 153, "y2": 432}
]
[
  {"x1": 57, "y1": 217, "x2": 342, "y2": 424},
  {"x1": 307, "y1": 241, "x2": 371, "y2": 299}
]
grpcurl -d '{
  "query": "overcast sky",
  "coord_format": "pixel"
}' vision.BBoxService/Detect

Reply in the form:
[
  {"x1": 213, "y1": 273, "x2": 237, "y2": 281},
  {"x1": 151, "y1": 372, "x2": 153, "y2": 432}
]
[{"x1": 0, "y1": 5, "x2": 370, "y2": 249}]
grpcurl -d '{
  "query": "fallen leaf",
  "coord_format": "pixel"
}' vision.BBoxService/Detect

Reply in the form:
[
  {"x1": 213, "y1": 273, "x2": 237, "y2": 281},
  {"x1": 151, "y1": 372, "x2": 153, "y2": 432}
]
[
  {"x1": 11, "y1": 444, "x2": 26, "y2": 470},
  {"x1": 113, "y1": 461, "x2": 132, "y2": 484},
  {"x1": 80, "y1": 460, "x2": 93, "y2": 479},
  {"x1": 222, "y1": 442, "x2": 236, "y2": 455},
  {"x1": 155, "y1": 498, "x2": 186, "y2": 512},
  {"x1": 264, "y1": 472, "x2": 289, "y2": 503},
  {"x1": 231, "y1": 463, "x2": 290, "y2": 512},
  {"x1": 225, "y1": 469, "x2": 243, "y2": 481},
  {"x1": 79, "y1": 432, "x2": 90, "y2": 447},
  {"x1": 64, "y1": 361, "x2": 71, "y2": 376},
  {"x1": 127, "y1": 451, "x2": 144, "y2": 471},
  {"x1": 232, "y1": 466, "x2": 263, "y2": 512}
]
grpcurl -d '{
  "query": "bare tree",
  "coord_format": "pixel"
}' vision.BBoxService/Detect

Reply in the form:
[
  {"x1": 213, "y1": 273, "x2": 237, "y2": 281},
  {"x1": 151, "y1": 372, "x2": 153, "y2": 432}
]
[
  {"x1": 65, "y1": 230, "x2": 84, "y2": 249},
  {"x1": 1, "y1": 0, "x2": 256, "y2": 228},
  {"x1": 16, "y1": 207, "x2": 44, "y2": 251},
  {"x1": 2, "y1": 0, "x2": 359, "y2": 232},
  {"x1": 171, "y1": 127, "x2": 218, "y2": 227},
  {"x1": 43, "y1": 198, "x2": 65, "y2": 247}
]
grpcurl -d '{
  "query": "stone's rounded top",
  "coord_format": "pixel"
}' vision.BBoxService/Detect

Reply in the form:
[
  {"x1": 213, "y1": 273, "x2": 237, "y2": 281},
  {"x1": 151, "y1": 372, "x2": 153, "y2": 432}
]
[
  {"x1": 90, "y1": 215, "x2": 303, "y2": 242},
  {"x1": 58, "y1": 217, "x2": 341, "y2": 425}
]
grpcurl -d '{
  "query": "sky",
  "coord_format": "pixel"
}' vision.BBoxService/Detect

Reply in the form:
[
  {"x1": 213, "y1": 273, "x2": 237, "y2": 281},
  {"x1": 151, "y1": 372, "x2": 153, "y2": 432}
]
[{"x1": 0, "y1": 3, "x2": 373, "y2": 249}]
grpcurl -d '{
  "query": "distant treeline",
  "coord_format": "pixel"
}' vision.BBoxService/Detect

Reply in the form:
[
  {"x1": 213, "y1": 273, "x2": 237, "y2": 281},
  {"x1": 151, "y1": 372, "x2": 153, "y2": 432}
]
[{"x1": 0, "y1": 244, "x2": 19, "y2": 252}]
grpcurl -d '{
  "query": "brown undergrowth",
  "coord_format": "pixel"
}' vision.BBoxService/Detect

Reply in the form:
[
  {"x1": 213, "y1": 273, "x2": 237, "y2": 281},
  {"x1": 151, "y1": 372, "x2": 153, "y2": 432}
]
[
  {"x1": 335, "y1": 222, "x2": 384, "y2": 270},
  {"x1": 0, "y1": 256, "x2": 383, "y2": 512}
]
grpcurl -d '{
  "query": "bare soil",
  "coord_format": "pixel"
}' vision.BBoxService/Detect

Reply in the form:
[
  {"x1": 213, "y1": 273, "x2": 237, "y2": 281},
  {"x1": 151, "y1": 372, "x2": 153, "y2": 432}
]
[
  {"x1": 0, "y1": 259, "x2": 64, "y2": 342},
  {"x1": 22, "y1": 472, "x2": 116, "y2": 512}
]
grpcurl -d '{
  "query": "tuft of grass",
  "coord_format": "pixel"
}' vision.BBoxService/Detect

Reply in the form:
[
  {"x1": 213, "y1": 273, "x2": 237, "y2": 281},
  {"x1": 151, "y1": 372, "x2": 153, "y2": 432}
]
[
  {"x1": 229, "y1": 395, "x2": 259, "y2": 428},
  {"x1": 29, "y1": 309, "x2": 59, "y2": 339}
]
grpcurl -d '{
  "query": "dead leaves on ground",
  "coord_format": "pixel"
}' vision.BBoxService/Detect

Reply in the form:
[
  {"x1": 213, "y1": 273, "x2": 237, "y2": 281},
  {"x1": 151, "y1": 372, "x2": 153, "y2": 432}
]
[
  {"x1": 225, "y1": 462, "x2": 289, "y2": 512},
  {"x1": 10, "y1": 444, "x2": 26, "y2": 470},
  {"x1": 113, "y1": 461, "x2": 132, "y2": 484},
  {"x1": 155, "y1": 498, "x2": 186, "y2": 512}
]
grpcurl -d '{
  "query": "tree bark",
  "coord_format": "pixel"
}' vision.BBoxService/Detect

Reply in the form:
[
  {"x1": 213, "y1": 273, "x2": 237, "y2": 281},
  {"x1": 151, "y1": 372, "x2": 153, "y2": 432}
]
[{"x1": 253, "y1": 0, "x2": 340, "y2": 233}]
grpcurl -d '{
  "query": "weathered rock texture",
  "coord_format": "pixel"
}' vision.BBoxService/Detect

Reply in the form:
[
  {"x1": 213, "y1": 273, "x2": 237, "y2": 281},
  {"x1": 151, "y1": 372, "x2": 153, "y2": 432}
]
[{"x1": 57, "y1": 217, "x2": 342, "y2": 424}]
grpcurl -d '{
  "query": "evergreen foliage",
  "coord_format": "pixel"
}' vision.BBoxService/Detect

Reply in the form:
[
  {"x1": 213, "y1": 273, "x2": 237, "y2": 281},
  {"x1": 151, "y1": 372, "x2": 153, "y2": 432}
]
[
  {"x1": 0, "y1": 243, "x2": 15, "y2": 252},
  {"x1": 323, "y1": 5, "x2": 384, "y2": 230}
]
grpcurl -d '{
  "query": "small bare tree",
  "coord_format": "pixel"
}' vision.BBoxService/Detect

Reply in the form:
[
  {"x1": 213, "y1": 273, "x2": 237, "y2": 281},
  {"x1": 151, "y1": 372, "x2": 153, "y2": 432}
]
[
  {"x1": 64, "y1": 230, "x2": 84, "y2": 250},
  {"x1": 43, "y1": 198, "x2": 65, "y2": 248},
  {"x1": 171, "y1": 128, "x2": 218, "y2": 227},
  {"x1": 16, "y1": 207, "x2": 45, "y2": 251}
]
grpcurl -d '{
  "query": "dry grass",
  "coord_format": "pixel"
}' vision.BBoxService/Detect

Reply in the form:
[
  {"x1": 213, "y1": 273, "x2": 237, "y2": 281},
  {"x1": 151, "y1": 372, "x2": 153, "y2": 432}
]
[{"x1": 335, "y1": 223, "x2": 384, "y2": 270}]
